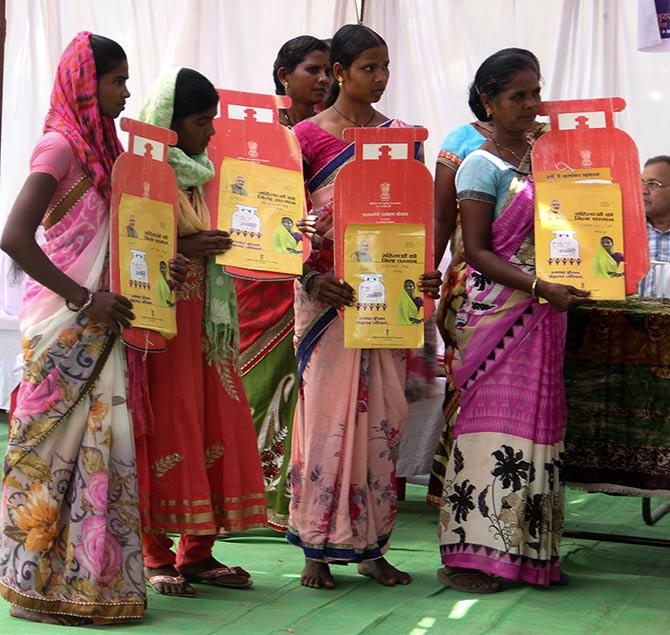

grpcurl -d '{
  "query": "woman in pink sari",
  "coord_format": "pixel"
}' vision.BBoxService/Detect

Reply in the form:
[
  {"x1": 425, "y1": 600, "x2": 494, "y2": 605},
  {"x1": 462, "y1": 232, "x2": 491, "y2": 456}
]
[
  {"x1": 287, "y1": 24, "x2": 441, "y2": 589},
  {"x1": 437, "y1": 49, "x2": 590, "y2": 593},
  {"x1": 0, "y1": 34, "x2": 146, "y2": 624}
]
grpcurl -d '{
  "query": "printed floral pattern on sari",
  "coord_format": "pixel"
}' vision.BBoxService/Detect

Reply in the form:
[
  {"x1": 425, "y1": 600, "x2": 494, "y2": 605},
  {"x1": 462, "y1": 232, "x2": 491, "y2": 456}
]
[
  {"x1": 151, "y1": 452, "x2": 184, "y2": 479},
  {"x1": 8, "y1": 312, "x2": 114, "y2": 468},
  {"x1": 1, "y1": 355, "x2": 144, "y2": 617},
  {"x1": 176, "y1": 257, "x2": 206, "y2": 302},
  {"x1": 442, "y1": 441, "x2": 564, "y2": 559}
]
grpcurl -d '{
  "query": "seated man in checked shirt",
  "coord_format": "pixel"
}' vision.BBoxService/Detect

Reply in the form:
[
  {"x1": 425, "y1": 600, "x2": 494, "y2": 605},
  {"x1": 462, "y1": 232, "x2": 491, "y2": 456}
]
[{"x1": 638, "y1": 156, "x2": 670, "y2": 296}]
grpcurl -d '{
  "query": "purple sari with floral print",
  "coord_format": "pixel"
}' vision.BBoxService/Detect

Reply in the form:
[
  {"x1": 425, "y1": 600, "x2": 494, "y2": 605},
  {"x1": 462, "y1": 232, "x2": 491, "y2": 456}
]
[{"x1": 439, "y1": 158, "x2": 567, "y2": 586}]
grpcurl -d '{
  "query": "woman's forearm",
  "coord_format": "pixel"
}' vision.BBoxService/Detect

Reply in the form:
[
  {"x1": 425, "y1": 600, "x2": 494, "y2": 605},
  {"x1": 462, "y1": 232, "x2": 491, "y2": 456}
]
[
  {"x1": 2, "y1": 238, "x2": 88, "y2": 306},
  {"x1": 465, "y1": 247, "x2": 534, "y2": 295},
  {"x1": 1, "y1": 172, "x2": 88, "y2": 307}
]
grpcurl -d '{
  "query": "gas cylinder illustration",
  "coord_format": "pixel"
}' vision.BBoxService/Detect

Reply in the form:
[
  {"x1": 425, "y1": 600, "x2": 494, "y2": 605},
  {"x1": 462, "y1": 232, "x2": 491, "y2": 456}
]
[
  {"x1": 204, "y1": 89, "x2": 307, "y2": 280},
  {"x1": 549, "y1": 230, "x2": 581, "y2": 264},
  {"x1": 129, "y1": 249, "x2": 149, "y2": 288},
  {"x1": 532, "y1": 98, "x2": 647, "y2": 294},
  {"x1": 231, "y1": 203, "x2": 262, "y2": 237},
  {"x1": 357, "y1": 273, "x2": 387, "y2": 310},
  {"x1": 110, "y1": 117, "x2": 179, "y2": 351}
]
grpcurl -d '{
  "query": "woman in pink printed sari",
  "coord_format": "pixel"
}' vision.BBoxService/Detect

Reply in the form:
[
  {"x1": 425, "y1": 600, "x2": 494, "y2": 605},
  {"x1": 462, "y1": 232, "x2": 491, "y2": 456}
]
[
  {"x1": 287, "y1": 25, "x2": 441, "y2": 590},
  {"x1": 0, "y1": 33, "x2": 145, "y2": 624},
  {"x1": 437, "y1": 49, "x2": 590, "y2": 593}
]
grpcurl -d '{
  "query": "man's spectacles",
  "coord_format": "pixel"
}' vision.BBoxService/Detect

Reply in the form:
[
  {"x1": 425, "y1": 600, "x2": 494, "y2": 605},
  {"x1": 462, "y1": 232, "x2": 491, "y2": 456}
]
[{"x1": 641, "y1": 179, "x2": 669, "y2": 192}]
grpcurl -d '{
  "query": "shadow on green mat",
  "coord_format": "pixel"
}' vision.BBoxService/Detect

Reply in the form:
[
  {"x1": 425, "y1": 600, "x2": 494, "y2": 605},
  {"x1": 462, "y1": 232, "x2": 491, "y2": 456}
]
[{"x1": 0, "y1": 414, "x2": 669, "y2": 634}]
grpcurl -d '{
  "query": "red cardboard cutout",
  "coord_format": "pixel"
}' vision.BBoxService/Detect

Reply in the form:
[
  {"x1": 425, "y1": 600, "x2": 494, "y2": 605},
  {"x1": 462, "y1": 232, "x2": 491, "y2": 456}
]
[
  {"x1": 333, "y1": 126, "x2": 434, "y2": 320},
  {"x1": 532, "y1": 98, "x2": 648, "y2": 294},
  {"x1": 204, "y1": 90, "x2": 309, "y2": 280},
  {"x1": 110, "y1": 118, "x2": 179, "y2": 352}
]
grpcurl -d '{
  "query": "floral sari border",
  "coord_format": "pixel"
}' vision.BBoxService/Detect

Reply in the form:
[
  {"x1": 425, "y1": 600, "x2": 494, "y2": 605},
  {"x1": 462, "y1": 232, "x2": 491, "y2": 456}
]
[{"x1": 0, "y1": 582, "x2": 144, "y2": 621}]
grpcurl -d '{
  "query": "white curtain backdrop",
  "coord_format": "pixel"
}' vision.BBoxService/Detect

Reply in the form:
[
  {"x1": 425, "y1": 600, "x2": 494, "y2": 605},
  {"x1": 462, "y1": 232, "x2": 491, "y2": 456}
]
[
  {"x1": 0, "y1": 0, "x2": 358, "y2": 227},
  {"x1": 365, "y1": 0, "x2": 670, "y2": 177},
  {"x1": 3, "y1": 0, "x2": 670, "y2": 228}
]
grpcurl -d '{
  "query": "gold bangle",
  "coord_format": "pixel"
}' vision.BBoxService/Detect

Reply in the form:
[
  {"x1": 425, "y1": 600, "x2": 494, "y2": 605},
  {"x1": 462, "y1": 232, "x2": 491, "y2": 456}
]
[{"x1": 531, "y1": 277, "x2": 539, "y2": 298}]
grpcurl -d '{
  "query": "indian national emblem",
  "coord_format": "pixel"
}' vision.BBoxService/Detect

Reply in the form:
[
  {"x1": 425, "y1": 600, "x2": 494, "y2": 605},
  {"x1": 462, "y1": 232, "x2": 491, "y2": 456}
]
[{"x1": 380, "y1": 181, "x2": 391, "y2": 201}]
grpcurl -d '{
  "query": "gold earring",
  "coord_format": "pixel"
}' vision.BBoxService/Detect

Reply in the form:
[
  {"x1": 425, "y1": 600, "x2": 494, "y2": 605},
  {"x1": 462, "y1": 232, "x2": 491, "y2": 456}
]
[
  {"x1": 283, "y1": 81, "x2": 289, "y2": 91},
  {"x1": 338, "y1": 76, "x2": 344, "y2": 88},
  {"x1": 486, "y1": 107, "x2": 492, "y2": 118}
]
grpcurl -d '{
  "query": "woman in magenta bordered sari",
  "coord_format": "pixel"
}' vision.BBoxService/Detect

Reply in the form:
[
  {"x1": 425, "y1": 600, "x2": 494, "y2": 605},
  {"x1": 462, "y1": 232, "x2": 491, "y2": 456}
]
[
  {"x1": 437, "y1": 49, "x2": 589, "y2": 593},
  {"x1": 286, "y1": 24, "x2": 441, "y2": 590}
]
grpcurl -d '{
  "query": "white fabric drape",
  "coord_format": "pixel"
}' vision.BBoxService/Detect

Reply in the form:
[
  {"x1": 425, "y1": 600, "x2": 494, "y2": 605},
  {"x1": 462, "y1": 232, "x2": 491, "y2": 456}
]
[
  {"x1": 3, "y1": 1, "x2": 669, "y2": 228},
  {"x1": 2, "y1": 0, "x2": 670, "y2": 407},
  {"x1": 0, "y1": 0, "x2": 358, "y2": 228},
  {"x1": 364, "y1": 0, "x2": 670, "y2": 178}
]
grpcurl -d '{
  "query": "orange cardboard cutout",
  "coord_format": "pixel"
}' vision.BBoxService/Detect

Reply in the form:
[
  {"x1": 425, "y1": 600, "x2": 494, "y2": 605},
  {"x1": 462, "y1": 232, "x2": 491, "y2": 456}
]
[
  {"x1": 204, "y1": 90, "x2": 308, "y2": 280},
  {"x1": 532, "y1": 98, "x2": 648, "y2": 295},
  {"x1": 110, "y1": 118, "x2": 179, "y2": 352},
  {"x1": 333, "y1": 126, "x2": 434, "y2": 349}
]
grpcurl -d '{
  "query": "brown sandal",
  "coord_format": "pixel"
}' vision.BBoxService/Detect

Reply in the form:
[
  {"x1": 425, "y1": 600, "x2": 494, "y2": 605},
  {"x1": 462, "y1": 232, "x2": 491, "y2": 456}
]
[
  {"x1": 437, "y1": 566, "x2": 501, "y2": 594},
  {"x1": 181, "y1": 565, "x2": 253, "y2": 589},
  {"x1": 145, "y1": 568, "x2": 196, "y2": 597}
]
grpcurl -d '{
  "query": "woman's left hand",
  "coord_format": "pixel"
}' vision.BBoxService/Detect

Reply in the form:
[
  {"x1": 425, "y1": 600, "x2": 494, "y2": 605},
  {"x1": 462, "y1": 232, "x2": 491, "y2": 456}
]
[
  {"x1": 297, "y1": 213, "x2": 333, "y2": 238},
  {"x1": 169, "y1": 254, "x2": 190, "y2": 288},
  {"x1": 419, "y1": 270, "x2": 442, "y2": 298}
]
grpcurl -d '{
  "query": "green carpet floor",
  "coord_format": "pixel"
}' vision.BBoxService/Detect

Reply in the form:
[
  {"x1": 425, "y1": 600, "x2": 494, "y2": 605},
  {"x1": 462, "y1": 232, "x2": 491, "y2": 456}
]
[{"x1": 0, "y1": 421, "x2": 669, "y2": 634}]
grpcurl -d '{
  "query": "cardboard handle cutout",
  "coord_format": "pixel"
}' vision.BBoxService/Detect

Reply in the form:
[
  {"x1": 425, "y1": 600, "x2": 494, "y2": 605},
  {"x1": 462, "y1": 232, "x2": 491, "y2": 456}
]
[
  {"x1": 333, "y1": 126, "x2": 434, "y2": 349},
  {"x1": 204, "y1": 89, "x2": 308, "y2": 281},
  {"x1": 110, "y1": 118, "x2": 179, "y2": 352},
  {"x1": 532, "y1": 98, "x2": 648, "y2": 294}
]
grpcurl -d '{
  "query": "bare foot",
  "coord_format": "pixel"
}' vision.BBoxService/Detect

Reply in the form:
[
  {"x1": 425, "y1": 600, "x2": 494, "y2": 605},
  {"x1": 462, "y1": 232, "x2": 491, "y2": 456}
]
[
  {"x1": 301, "y1": 559, "x2": 336, "y2": 589},
  {"x1": 357, "y1": 557, "x2": 411, "y2": 586},
  {"x1": 145, "y1": 565, "x2": 196, "y2": 596},
  {"x1": 10, "y1": 604, "x2": 91, "y2": 626},
  {"x1": 437, "y1": 566, "x2": 500, "y2": 593}
]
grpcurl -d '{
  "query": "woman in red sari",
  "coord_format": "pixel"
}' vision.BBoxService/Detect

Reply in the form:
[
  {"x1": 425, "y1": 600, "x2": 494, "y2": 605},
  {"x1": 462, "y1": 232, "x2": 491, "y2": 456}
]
[
  {"x1": 235, "y1": 36, "x2": 330, "y2": 531},
  {"x1": 136, "y1": 68, "x2": 266, "y2": 597}
]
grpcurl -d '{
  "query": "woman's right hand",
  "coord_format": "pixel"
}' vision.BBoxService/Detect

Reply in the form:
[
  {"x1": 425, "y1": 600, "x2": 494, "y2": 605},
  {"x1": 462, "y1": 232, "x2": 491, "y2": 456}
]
[
  {"x1": 536, "y1": 280, "x2": 590, "y2": 312},
  {"x1": 178, "y1": 230, "x2": 232, "y2": 258},
  {"x1": 84, "y1": 292, "x2": 135, "y2": 334},
  {"x1": 307, "y1": 273, "x2": 355, "y2": 308}
]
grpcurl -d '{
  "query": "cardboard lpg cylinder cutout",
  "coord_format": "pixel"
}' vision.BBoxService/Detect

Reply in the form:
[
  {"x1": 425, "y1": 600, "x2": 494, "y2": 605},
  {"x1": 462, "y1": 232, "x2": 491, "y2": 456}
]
[
  {"x1": 110, "y1": 118, "x2": 179, "y2": 351},
  {"x1": 204, "y1": 90, "x2": 309, "y2": 281},
  {"x1": 333, "y1": 126, "x2": 434, "y2": 349},
  {"x1": 532, "y1": 98, "x2": 648, "y2": 297}
]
